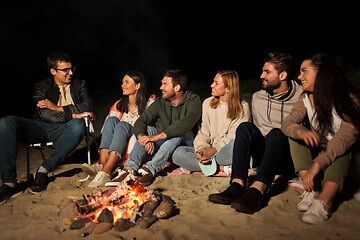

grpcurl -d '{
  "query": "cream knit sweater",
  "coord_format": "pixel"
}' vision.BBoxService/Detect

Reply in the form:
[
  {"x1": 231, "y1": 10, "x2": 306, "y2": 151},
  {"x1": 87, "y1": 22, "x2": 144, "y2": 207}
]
[{"x1": 193, "y1": 97, "x2": 251, "y2": 152}]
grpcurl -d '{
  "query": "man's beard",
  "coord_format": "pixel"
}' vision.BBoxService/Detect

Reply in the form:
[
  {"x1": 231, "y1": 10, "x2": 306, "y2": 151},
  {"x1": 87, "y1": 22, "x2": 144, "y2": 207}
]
[
  {"x1": 261, "y1": 78, "x2": 280, "y2": 94},
  {"x1": 162, "y1": 91, "x2": 176, "y2": 100}
]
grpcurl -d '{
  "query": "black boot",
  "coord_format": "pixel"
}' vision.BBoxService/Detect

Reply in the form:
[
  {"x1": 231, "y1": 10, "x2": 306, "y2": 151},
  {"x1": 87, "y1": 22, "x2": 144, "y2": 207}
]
[
  {"x1": 209, "y1": 182, "x2": 245, "y2": 205},
  {"x1": 30, "y1": 171, "x2": 49, "y2": 193},
  {"x1": 0, "y1": 184, "x2": 20, "y2": 203},
  {"x1": 231, "y1": 187, "x2": 265, "y2": 214}
]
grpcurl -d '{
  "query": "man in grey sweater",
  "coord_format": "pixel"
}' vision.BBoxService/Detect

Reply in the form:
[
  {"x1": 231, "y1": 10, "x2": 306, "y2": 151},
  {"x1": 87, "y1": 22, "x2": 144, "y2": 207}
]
[{"x1": 209, "y1": 52, "x2": 302, "y2": 213}]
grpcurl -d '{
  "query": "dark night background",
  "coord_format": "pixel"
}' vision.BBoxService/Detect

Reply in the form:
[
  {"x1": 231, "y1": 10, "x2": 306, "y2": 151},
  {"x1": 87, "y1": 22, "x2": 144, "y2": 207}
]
[{"x1": 1, "y1": 1, "x2": 360, "y2": 119}]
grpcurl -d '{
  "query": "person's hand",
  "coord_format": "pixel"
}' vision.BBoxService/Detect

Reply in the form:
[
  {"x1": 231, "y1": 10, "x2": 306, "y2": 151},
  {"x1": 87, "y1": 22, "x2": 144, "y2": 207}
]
[
  {"x1": 138, "y1": 132, "x2": 167, "y2": 146},
  {"x1": 196, "y1": 148, "x2": 216, "y2": 164},
  {"x1": 146, "y1": 132, "x2": 167, "y2": 143},
  {"x1": 196, "y1": 154, "x2": 211, "y2": 164},
  {"x1": 145, "y1": 142, "x2": 155, "y2": 155},
  {"x1": 196, "y1": 148, "x2": 216, "y2": 160},
  {"x1": 300, "y1": 162, "x2": 321, "y2": 191},
  {"x1": 72, "y1": 112, "x2": 95, "y2": 120},
  {"x1": 296, "y1": 128, "x2": 320, "y2": 148},
  {"x1": 138, "y1": 135, "x2": 151, "y2": 146},
  {"x1": 37, "y1": 99, "x2": 63, "y2": 112}
]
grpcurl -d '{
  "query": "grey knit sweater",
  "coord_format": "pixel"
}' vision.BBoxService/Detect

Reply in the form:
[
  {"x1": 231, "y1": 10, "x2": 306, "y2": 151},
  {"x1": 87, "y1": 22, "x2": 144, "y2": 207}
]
[{"x1": 251, "y1": 80, "x2": 303, "y2": 136}]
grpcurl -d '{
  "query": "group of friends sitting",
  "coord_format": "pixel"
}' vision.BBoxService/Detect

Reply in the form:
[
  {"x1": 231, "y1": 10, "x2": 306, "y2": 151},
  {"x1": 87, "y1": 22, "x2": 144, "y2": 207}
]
[{"x1": 1, "y1": 51, "x2": 359, "y2": 225}]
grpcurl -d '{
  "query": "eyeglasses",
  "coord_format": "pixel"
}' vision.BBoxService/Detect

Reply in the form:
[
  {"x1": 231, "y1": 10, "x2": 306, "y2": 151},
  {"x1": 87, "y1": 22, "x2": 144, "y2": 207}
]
[{"x1": 54, "y1": 66, "x2": 76, "y2": 73}]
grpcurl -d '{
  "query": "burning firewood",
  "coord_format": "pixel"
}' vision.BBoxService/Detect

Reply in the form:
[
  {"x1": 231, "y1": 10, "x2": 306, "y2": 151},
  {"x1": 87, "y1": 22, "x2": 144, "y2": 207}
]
[
  {"x1": 62, "y1": 179, "x2": 177, "y2": 235},
  {"x1": 129, "y1": 200, "x2": 140, "y2": 223}
]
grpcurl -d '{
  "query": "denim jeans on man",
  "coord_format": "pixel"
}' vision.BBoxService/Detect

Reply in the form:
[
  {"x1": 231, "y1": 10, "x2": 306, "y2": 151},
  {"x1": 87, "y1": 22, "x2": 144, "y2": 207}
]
[
  {"x1": 0, "y1": 115, "x2": 85, "y2": 184},
  {"x1": 231, "y1": 122, "x2": 294, "y2": 187},
  {"x1": 172, "y1": 139, "x2": 234, "y2": 172},
  {"x1": 124, "y1": 128, "x2": 194, "y2": 175}
]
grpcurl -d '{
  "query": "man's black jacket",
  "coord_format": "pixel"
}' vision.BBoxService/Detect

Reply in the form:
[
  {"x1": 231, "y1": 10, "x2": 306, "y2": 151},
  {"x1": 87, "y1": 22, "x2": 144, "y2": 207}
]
[{"x1": 33, "y1": 78, "x2": 94, "y2": 122}]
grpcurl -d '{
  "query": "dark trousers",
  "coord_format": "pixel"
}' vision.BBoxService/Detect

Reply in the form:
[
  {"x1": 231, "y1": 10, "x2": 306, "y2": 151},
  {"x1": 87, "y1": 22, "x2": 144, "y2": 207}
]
[
  {"x1": 0, "y1": 115, "x2": 85, "y2": 184},
  {"x1": 231, "y1": 122, "x2": 295, "y2": 187}
]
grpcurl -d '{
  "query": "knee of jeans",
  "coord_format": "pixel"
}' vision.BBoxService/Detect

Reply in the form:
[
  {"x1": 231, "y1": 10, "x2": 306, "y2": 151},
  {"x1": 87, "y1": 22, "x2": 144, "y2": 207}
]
[
  {"x1": 68, "y1": 119, "x2": 85, "y2": 135},
  {"x1": 236, "y1": 122, "x2": 253, "y2": 135},
  {"x1": 106, "y1": 116, "x2": 120, "y2": 124},
  {"x1": 0, "y1": 115, "x2": 17, "y2": 132},
  {"x1": 266, "y1": 128, "x2": 285, "y2": 141},
  {"x1": 115, "y1": 121, "x2": 132, "y2": 132},
  {"x1": 172, "y1": 147, "x2": 183, "y2": 165}
]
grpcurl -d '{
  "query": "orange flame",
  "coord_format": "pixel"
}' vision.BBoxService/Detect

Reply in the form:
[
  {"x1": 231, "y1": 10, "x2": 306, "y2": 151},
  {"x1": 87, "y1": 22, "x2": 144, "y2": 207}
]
[{"x1": 86, "y1": 182, "x2": 150, "y2": 224}]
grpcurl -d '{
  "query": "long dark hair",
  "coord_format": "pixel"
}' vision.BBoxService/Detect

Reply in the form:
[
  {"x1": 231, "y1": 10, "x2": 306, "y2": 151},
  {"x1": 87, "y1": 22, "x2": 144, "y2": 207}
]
[
  {"x1": 116, "y1": 71, "x2": 148, "y2": 114},
  {"x1": 309, "y1": 54, "x2": 360, "y2": 136}
]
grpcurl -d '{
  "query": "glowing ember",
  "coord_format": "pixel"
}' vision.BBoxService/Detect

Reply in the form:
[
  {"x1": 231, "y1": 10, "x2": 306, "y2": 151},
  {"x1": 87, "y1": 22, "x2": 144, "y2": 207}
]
[{"x1": 83, "y1": 180, "x2": 152, "y2": 224}]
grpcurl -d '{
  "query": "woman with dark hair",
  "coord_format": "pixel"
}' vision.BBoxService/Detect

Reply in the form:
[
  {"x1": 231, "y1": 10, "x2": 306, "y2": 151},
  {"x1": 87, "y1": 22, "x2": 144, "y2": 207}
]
[
  {"x1": 82, "y1": 71, "x2": 155, "y2": 187},
  {"x1": 282, "y1": 54, "x2": 360, "y2": 224}
]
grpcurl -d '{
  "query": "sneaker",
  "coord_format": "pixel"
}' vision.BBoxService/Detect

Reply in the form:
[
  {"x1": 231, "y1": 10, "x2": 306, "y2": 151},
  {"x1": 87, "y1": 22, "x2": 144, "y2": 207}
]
[
  {"x1": 0, "y1": 184, "x2": 19, "y2": 203},
  {"x1": 231, "y1": 187, "x2": 264, "y2": 214},
  {"x1": 106, "y1": 169, "x2": 137, "y2": 187},
  {"x1": 81, "y1": 163, "x2": 103, "y2": 177},
  {"x1": 288, "y1": 177, "x2": 304, "y2": 191},
  {"x1": 208, "y1": 182, "x2": 245, "y2": 205},
  {"x1": 297, "y1": 190, "x2": 319, "y2": 212},
  {"x1": 302, "y1": 199, "x2": 331, "y2": 224},
  {"x1": 87, "y1": 171, "x2": 111, "y2": 187},
  {"x1": 30, "y1": 171, "x2": 49, "y2": 193},
  {"x1": 138, "y1": 167, "x2": 154, "y2": 186},
  {"x1": 111, "y1": 168, "x2": 134, "y2": 182},
  {"x1": 223, "y1": 165, "x2": 232, "y2": 176}
]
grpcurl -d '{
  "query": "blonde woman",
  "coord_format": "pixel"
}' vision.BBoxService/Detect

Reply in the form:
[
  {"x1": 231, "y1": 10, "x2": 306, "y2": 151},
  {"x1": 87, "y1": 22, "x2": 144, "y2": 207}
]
[{"x1": 172, "y1": 70, "x2": 250, "y2": 175}]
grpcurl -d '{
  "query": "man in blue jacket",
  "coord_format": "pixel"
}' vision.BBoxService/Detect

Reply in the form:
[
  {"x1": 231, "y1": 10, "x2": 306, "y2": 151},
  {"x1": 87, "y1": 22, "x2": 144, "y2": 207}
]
[{"x1": 0, "y1": 51, "x2": 94, "y2": 201}]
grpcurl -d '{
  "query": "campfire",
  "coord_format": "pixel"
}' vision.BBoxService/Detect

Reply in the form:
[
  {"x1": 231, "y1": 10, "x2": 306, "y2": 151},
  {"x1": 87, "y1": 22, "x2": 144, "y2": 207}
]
[{"x1": 59, "y1": 174, "x2": 176, "y2": 236}]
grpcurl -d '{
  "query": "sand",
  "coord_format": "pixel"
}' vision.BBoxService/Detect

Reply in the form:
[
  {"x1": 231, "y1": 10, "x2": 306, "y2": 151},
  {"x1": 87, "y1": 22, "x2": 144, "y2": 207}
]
[{"x1": 1, "y1": 141, "x2": 360, "y2": 240}]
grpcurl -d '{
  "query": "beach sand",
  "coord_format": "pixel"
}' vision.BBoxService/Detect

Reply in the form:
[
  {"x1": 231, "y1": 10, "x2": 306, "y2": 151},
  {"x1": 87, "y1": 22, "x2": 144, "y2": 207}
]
[{"x1": 1, "y1": 141, "x2": 359, "y2": 240}]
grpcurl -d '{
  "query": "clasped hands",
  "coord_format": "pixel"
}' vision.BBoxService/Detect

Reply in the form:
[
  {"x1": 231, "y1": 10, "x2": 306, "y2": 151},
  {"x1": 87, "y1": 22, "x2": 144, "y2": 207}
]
[
  {"x1": 137, "y1": 132, "x2": 167, "y2": 155},
  {"x1": 196, "y1": 147, "x2": 217, "y2": 164}
]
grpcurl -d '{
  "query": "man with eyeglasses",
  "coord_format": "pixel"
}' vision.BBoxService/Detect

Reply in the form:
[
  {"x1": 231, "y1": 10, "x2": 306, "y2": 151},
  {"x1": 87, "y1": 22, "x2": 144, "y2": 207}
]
[{"x1": 0, "y1": 51, "x2": 95, "y2": 201}]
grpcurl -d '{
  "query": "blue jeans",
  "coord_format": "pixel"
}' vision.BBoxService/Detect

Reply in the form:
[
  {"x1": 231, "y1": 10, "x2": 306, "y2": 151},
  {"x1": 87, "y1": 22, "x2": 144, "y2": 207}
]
[
  {"x1": 172, "y1": 139, "x2": 234, "y2": 171},
  {"x1": 0, "y1": 115, "x2": 85, "y2": 184},
  {"x1": 100, "y1": 117, "x2": 133, "y2": 155},
  {"x1": 124, "y1": 128, "x2": 194, "y2": 175},
  {"x1": 231, "y1": 122, "x2": 294, "y2": 187}
]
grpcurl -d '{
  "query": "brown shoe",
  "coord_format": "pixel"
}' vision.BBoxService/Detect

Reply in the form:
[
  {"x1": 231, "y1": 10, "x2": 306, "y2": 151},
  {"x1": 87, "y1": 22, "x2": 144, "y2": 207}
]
[
  {"x1": 137, "y1": 167, "x2": 154, "y2": 186},
  {"x1": 110, "y1": 168, "x2": 133, "y2": 182}
]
